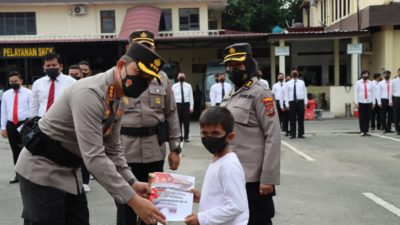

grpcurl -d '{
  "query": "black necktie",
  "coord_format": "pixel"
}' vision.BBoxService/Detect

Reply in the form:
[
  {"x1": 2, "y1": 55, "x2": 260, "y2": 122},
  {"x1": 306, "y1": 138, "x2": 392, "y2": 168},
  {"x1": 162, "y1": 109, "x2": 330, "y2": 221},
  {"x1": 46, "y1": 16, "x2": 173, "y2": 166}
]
[
  {"x1": 181, "y1": 83, "x2": 184, "y2": 103},
  {"x1": 294, "y1": 80, "x2": 297, "y2": 101},
  {"x1": 221, "y1": 83, "x2": 225, "y2": 103}
]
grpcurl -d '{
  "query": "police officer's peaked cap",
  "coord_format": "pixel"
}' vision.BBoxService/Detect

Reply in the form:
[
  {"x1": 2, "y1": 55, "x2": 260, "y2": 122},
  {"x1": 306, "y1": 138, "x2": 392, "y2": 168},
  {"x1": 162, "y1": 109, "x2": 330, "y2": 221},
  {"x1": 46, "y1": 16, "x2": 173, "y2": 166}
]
[
  {"x1": 125, "y1": 42, "x2": 164, "y2": 78},
  {"x1": 222, "y1": 43, "x2": 252, "y2": 64},
  {"x1": 128, "y1": 30, "x2": 155, "y2": 46}
]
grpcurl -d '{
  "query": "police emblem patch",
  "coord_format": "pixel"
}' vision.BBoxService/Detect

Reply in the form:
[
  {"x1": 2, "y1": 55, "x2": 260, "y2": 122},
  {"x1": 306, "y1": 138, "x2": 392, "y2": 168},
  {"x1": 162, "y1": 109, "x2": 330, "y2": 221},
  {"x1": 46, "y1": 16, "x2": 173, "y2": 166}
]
[
  {"x1": 154, "y1": 58, "x2": 161, "y2": 67},
  {"x1": 229, "y1": 47, "x2": 236, "y2": 54},
  {"x1": 140, "y1": 32, "x2": 147, "y2": 38},
  {"x1": 262, "y1": 97, "x2": 275, "y2": 117},
  {"x1": 155, "y1": 97, "x2": 161, "y2": 104}
]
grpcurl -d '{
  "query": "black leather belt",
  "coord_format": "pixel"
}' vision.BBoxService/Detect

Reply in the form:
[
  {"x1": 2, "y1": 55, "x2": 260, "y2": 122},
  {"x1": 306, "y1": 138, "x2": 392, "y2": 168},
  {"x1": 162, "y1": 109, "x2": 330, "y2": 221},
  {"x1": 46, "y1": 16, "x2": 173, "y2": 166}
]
[{"x1": 121, "y1": 125, "x2": 159, "y2": 137}]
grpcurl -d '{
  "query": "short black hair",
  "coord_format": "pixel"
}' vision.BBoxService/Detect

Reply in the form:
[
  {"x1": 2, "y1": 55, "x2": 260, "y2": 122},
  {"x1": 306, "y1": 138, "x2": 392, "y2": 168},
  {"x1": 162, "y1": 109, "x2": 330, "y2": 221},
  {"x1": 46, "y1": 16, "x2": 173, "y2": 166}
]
[
  {"x1": 78, "y1": 61, "x2": 91, "y2": 68},
  {"x1": 43, "y1": 52, "x2": 62, "y2": 64},
  {"x1": 383, "y1": 70, "x2": 391, "y2": 76},
  {"x1": 361, "y1": 70, "x2": 370, "y2": 77},
  {"x1": 199, "y1": 107, "x2": 234, "y2": 133},
  {"x1": 373, "y1": 72, "x2": 382, "y2": 79},
  {"x1": 69, "y1": 64, "x2": 81, "y2": 70},
  {"x1": 8, "y1": 71, "x2": 23, "y2": 80}
]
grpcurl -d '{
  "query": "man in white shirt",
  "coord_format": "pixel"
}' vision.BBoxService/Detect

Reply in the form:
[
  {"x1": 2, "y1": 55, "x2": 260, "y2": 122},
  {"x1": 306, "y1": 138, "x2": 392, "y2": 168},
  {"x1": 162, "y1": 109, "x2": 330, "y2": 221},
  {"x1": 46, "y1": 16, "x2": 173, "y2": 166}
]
[
  {"x1": 257, "y1": 70, "x2": 270, "y2": 89},
  {"x1": 68, "y1": 64, "x2": 83, "y2": 80},
  {"x1": 392, "y1": 68, "x2": 400, "y2": 135},
  {"x1": 172, "y1": 73, "x2": 194, "y2": 142},
  {"x1": 1, "y1": 71, "x2": 31, "y2": 184},
  {"x1": 377, "y1": 71, "x2": 393, "y2": 133},
  {"x1": 284, "y1": 69, "x2": 308, "y2": 139},
  {"x1": 30, "y1": 52, "x2": 76, "y2": 117},
  {"x1": 272, "y1": 73, "x2": 285, "y2": 129},
  {"x1": 354, "y1": 70, "x2": 375, "y2": 136},
  {"x1": 210, "y1": 73, "x2": 232, "y2": 106},
  {"x1": 371, "y1": 73, "x2": 382, "y2": 130}
]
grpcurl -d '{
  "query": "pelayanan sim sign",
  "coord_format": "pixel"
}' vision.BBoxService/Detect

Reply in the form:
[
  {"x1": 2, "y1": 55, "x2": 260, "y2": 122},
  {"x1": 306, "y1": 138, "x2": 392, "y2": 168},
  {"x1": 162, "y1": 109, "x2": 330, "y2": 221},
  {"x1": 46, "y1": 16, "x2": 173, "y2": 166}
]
[{"x1": 1, "y1": 47, "x2": 54, "y2": 58}]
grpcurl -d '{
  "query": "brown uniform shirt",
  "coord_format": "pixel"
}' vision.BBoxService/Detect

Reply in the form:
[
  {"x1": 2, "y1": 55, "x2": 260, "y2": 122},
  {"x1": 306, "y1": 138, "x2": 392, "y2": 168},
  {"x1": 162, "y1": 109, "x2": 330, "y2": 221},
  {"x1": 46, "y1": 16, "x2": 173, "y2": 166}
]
[
  {"x1": 16, "y1": 68, "x2": 136, "y2": 204},
  {"x1": 223, "y1": 76, "x2": 281, "y2": 185},
  {"x1": 121, "y1": 72, "x2": 180, "y2": 163}
]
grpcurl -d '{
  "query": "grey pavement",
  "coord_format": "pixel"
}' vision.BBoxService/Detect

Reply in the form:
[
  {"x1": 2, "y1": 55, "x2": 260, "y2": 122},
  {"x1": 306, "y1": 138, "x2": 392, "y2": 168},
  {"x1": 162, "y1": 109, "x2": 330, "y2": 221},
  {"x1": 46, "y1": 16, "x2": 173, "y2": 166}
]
[{"x1": 0, "y1": 118, "x2": 400, "y2": 225}]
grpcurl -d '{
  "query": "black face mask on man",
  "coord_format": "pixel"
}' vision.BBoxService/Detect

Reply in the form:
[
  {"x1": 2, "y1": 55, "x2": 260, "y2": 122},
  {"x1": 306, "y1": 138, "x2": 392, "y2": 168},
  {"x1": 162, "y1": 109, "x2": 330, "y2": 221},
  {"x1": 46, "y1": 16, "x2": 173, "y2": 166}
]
[
  {"x1": 46, "y1": 68, "x2": 60, "y2": 80},
  {"x1": 228, "y1": 69, "x2": 247, "y2": 88},
  {"x1": 178, "y1": 77, "x2": 185, "y2": 82},
  {"x1": 10, "y1": 83, "x2": 20, "y2": 90},
  {"x1": 201, "y1": 134, "x2": 228, "y2": 154},
  {"x1": 121, "y1": 67, "x2": 149, "y2": 98}
]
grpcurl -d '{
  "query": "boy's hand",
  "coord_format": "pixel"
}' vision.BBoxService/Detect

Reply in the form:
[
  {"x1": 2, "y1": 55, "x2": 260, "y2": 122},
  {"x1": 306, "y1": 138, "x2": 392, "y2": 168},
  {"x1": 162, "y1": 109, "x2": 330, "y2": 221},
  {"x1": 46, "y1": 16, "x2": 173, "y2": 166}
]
[
  {"x1": 185, "y1": 213, "x2": 200, "y2": 225},
  {"x1": 189, "y1": 189, "x2": 201, "y2": 203},
  {"x1": 260, "y1": 184, "x2": 274, "y2": 195}
]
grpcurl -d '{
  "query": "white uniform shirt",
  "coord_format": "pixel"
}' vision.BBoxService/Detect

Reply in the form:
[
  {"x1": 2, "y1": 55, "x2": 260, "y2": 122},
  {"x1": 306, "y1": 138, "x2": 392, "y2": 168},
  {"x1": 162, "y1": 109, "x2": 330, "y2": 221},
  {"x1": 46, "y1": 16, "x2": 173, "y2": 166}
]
[
  {"x1": 210, "y1": 82, "x2": 232, "y2": 106},
  {"x1": 1, "y1": 87, "x2": 31, "y2": 130},
  {"x1": 372, "y1": 80, "x2": 380, "y2": 103},
  {"x1": 377, "y1": 79, "x2": 392, "y2": 105},
  {"x1": 354, "y1": 79, "x2": 375, "y2": 104},
  {"x1": 30, "y1": 73, "x2": 76, "y2": 117},
  {"x1": 391, "y1": 77, "x2": 400, "y2": 97},
  {"x1": 198, "y1": 152, "x2": 249, "y2": 225},
  {"x1": 171, "y1": 81, "x2": 194, "y2": 110},
  {"x1": 258, "y1": 78, "x2": 270, "y2": 89},
  {"x1": 272, "y1": 81, "x2": 285, "y2": 102},
  {"x1": 284, "y1": 78, "x2": 308, "y2": 107}
]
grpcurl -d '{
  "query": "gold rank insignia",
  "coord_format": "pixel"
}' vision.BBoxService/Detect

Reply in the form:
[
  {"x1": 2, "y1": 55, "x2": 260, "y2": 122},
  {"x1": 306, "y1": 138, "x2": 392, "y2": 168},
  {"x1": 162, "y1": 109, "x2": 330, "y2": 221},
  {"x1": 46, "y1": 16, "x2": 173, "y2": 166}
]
[
  {"x1": 262, "y1": 97, "x2": 275, "y2": 117},
  {"x1": 155, "y1": 97, "x2": 161, "y2": 104},
  {"x1": 107, "y1": 84, "x2": 116, "y2": 101},
  {"x1": 154, "y1": 58, "x2": 161, "y2": 67},
  {"x1": 229, "y1": 47, "x2": 236, "y2": 54},
  {"x1": 122, "y1": 96, "x2": 129, "y2": 105},
  {"x1": 140, "y1": 32, "x2": 147, "y2": 38},
  {"x1": 244, "y1": 80, "x2": 253, "y2": 89}
]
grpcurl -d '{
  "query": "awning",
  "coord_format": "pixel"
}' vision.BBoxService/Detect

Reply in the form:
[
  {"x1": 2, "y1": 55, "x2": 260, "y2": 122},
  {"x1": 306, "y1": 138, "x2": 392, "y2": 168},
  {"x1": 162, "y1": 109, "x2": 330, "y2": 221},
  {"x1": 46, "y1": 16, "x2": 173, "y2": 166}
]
[{"x1": 118, "y1": 6, "x2": 161, "y2": 41}]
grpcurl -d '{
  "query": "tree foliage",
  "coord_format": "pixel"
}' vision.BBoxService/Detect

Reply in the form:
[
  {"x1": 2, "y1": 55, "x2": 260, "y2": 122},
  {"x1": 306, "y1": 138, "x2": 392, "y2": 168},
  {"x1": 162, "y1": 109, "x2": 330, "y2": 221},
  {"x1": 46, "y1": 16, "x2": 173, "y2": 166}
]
[{"x1": 222, "y1": 0, "x2": 303, "y2": 33}]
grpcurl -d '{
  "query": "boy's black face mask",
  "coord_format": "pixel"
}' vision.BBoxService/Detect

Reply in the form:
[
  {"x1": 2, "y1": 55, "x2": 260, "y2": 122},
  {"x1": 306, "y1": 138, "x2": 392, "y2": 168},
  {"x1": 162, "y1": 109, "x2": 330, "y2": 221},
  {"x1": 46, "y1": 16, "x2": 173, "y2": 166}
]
[{"x1": 201, "y1": 134, "x2": 228, "y2": 154}]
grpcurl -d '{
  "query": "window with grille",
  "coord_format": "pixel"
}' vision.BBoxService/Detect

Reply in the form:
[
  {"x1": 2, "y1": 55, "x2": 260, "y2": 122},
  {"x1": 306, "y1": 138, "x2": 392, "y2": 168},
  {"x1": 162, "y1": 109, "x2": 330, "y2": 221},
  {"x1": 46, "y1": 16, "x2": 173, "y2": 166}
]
[
  {"x1": 0, "y1": 12, "x2": 36, "y2": 35},
  {"x1": 100, "y1": 10, "x2": 115, "y2": 33},
  {"x1": 179, "y1": 8, "x2": 199, "y2": 31}
]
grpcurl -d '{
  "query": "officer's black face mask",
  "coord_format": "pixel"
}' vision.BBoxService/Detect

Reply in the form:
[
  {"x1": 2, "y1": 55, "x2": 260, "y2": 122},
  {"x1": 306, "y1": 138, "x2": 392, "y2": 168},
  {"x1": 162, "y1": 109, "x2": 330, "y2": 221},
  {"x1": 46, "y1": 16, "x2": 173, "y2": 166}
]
[
  {"x1": 121, "y1": 66, "x2": 149, "y2": 98},
  {"x1": 46, "y1": 68, "x2": 60, "y2": 80},
  {"x1": 10, "y1": 83, "x2": 20, "y2": 90},
  {"x1": 385, "y1": 75, "x2": 390, "y2": 80},
  {"x1": 201, "y1": 134, "x2": 228, "y2": 154},
  {"x1": 179, "y1": 77, "x2": 185, "y2": 82},
  {"x1": 227, "y1": 69, "x2": 247, "y2": 88},
  {"x1": 219, "y1": 78, "x2": 225, "y2": 83}
]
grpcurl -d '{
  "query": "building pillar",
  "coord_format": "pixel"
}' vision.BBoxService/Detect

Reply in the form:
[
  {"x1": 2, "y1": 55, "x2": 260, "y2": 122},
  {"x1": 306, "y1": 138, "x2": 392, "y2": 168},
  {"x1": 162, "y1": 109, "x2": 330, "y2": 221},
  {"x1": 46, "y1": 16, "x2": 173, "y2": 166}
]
[
  {"x1": 351, "y1": 36, "x2": 359, "y2": 85},
  {"x1": 334, "y1": 39, "x2": 340, "y2": 86},
  {"x1": 270, "y1": 44, "x2": 276, "y2": 84},
  {"x1": 279, "y1": 39, "x2": 286, "y2": 76},
  {"x1": 383, "y1": 26, "x2": 394, "y2": 73}
]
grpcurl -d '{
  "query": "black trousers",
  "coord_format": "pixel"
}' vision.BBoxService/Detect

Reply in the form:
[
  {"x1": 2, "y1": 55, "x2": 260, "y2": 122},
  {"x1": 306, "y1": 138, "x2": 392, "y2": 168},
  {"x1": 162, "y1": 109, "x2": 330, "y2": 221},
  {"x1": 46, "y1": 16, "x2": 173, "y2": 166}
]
[
  {"x1": 393, "y1": 97, "x2": 400, "y2": 133},
  {"x1": 177, "y1": 102, "x2": 190, "y2": 139},
  {"x1": 81, "y1": 162, "x2": 90, "y2": 185},
  {"x1": 116, "y1": 160, "x2": 164, "y2": 225},
  {"x1": 246, "y1": 182, "x2": 275, "y2": 225},
  {"x1": 282, "y1": 104, "x2": 290, "y2": 134},
  {"x1": 19, "y1": 175, "x2": 89, "y2": 225},
  {"x1": 289, "y1": 100, "x2": 305, "y2": 137},
  {"x1": 380, "y1": 99, "x2": 393, "y2": 132},
  {"x1": 6, "y1": 121, "x2": 24, "y2": 165},
  {"x1": 276, "y1": 100, "x2": 283, "y2": 130},
  {"x1": 358, "y1": 103, "x2": 372, "y2": 133},
  {"x1": 371, "y1": 100, "x2": 381, "y2": 129}
]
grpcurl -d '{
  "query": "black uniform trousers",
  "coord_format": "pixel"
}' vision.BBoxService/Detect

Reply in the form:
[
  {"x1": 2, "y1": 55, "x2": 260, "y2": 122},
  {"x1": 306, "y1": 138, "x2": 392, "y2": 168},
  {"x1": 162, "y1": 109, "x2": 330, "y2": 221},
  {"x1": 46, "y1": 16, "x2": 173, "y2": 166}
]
[
  {"x1": 393, "y1": 97, "x2": 400, "y2": 133},
  {"x1": 246, "y1": 182, "x2": 275, "y2": 225},
  {"x1": 116, "y1": 160, "x2": 164, "y2": 225},
  {"x1": 81, "y1": 162, "x2": 90, "y2": 185},
  {"x1": 6, "y1": 121, "x2": 24, "y2": 165},
  {"x1": 177, "y1": 102, "x2": 190, "y2": 140},
  {"x1": 276, "y1": 100, "x2": 283, "y2": 130},
  {"x1": 380, "y1": 99, "x2": 393, "y2": 132},
  {"x1": 371, "y1": 100, "x2": 381, "y2": 129},
  {"x1": 358, "y1": 103, "x2": 372, "y2": 134},
  {"x1": 289, "y1": 100, "x2": 305, "y2": 137},
  {"x1": 19, "y1": 175, "x2": 89, "y2": 225},
  {"x1": 282, "y1": 103, "x2": 290, "y2": 134}
]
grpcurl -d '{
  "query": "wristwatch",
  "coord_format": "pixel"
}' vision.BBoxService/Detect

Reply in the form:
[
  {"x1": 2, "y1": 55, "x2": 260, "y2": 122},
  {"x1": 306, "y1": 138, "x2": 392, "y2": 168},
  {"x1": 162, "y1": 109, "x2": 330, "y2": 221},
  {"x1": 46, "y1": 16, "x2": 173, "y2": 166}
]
[
  {"x1": 128, "y1": 178, "x2": 136, "y2": 186},
  {"x1": 171, "y1": 146, "x2": 182, "y2": 154}
]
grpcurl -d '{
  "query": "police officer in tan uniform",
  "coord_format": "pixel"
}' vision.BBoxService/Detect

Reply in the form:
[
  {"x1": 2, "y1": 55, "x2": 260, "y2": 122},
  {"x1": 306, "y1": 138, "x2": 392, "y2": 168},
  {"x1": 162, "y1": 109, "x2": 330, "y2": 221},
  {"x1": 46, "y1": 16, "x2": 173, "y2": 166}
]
[
  {"x1": 116, "y1": 30, "x2": 181, "y2": 225},
  {"x1": 221, "y1": 43, "x2": 281, "y2": 225},
  {"x1": 16, "y1": 42, "x2": 167, "y2": 225}
]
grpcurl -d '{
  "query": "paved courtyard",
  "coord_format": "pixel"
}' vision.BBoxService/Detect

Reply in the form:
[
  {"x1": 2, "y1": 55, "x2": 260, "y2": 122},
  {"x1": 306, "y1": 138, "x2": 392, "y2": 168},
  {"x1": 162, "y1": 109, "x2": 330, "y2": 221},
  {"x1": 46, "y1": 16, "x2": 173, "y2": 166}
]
[{"x1": 0, "y1": 118, "x2": 399, "y2": 225}]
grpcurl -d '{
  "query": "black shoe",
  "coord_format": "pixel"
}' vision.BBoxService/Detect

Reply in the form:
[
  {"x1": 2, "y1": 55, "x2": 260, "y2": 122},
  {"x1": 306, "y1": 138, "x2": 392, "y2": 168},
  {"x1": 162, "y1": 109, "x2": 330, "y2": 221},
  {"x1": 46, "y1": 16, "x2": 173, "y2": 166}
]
[
  {"x1": 9, "y1": 176, "x2": 18, "y2": 184},
  {"x1": 184, "y1": 138, "x2": 190, "y2": 143},
  {"x1": 298, "y1": 135, "x2": 306, "y2": 139},
  {"x1": 371, "y1": 128, "x2": 375, "y2": 131},
  {"x1": 285, "y1": 133, "x2": 289, "y2": 137},
  {"x1": 290, "y1": 136, "x2": 296, "y2": 139},
  {"x1": 383, "y1": 130, "x2": 393, "y2": 134},
  {"x1": 365, "y1": 133, "x2": 371, "y2": 136}
]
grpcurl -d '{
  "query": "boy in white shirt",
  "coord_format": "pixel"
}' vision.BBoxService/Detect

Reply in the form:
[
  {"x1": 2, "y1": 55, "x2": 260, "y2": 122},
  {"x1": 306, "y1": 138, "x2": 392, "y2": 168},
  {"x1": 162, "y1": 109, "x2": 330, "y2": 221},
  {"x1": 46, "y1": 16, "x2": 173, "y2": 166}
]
[{"x1": 185, "y1": 107, "x2": 249, "y2": 225}]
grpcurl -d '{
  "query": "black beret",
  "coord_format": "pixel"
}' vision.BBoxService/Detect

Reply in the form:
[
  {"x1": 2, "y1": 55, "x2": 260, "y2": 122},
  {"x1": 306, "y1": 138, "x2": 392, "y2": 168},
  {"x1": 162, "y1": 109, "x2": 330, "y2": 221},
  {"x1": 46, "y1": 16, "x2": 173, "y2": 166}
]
[
  {"x1": 128, "y1": 30, "x2": 155, "y2": 46},
  {"x1": 124, "y1": 42, "x2": 164, "y2": 78},
  {"x1": 222, "y1": 43, "x2": 252, "y2": 64}
]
